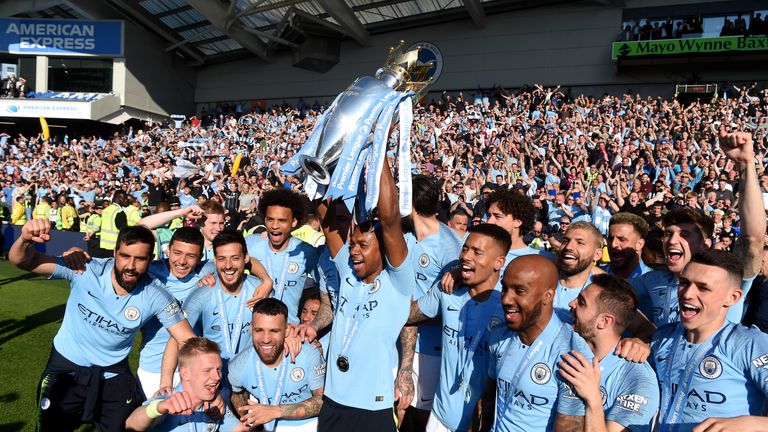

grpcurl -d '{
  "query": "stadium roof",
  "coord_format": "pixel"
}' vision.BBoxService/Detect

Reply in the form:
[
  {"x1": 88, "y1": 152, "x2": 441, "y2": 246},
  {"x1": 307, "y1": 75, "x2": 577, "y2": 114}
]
[{"x1": 6, "y1": 0, "x2": 577, "y2": 66}]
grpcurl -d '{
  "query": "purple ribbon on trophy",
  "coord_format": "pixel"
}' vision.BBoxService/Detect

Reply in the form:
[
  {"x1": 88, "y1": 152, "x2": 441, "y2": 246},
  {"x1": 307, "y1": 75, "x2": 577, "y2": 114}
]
[{"x1": 281, "y1": 41, "x2": 438, "y2": 218}]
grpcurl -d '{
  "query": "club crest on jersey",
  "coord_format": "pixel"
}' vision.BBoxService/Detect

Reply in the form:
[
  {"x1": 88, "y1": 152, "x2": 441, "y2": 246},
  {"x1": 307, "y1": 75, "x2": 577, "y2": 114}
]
[
  {"x1": 369, "y1": 279, "x2": 381, "y2": 294},
  {"x1": 531, "y1": 363, "x2": 551, "y2": 385},
  {"x1": 418, "y1": 254, "x2": 430, "y2": 268},
  {"x1": 40, "y1": 397, "x2": 51, "y2": 410},
  {"x1": 290, "y1": 367, "x2": 305, "y2": 382},
  {"x1": 206, "y1": 423, "x2": 216, "y2": 432},
  {"x1": 287, "y1": 262, "x2": 300, "y2": 274},
  {"x1": 124, "y1": 306, "x2": 141, "y2": 321},
  {"x1": 699, "y1": 355, "x2": 722, "y2": 379},
  {"x1": 488, "y1": 316, "x2": 503, "y2": 330}
]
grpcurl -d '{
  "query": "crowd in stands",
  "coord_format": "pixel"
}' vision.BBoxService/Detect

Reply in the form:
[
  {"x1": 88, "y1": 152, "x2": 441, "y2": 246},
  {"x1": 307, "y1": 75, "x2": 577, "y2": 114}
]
[
  {"x1": 618, "y1": 11, "x2": 768, "y2": 41},
  {"x1": 1, "y1": 81, "x2": 767, "y2": 254},
  {"x1": 1, "y1": 74, "x2": 28, "y2": 98}
]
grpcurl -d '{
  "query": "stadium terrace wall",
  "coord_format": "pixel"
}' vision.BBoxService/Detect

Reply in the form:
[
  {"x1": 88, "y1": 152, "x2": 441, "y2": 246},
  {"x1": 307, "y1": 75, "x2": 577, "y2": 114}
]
[{"x1": 194, "y1": 0, "x2": 768, "y2": 105}]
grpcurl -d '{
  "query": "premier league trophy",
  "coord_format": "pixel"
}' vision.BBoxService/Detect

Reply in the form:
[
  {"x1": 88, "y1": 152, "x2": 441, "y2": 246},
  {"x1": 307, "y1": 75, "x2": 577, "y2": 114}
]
[{"x1": 281, "y1": 41, "x2": 440, "y2": 218}]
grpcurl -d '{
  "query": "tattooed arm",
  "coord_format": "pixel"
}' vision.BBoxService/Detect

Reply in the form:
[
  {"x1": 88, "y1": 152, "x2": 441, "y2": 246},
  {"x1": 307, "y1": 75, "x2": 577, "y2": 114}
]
[
  {"x1": 236, "y1": 389, "x2": 324, "y2": 426},
  {"x1": 554, "y1": 414, "x2": 585, "y2": 432},
  {"x1": 230, "y1": 390, "x2": 251, "y2": 415},
  {"x1": 395, "y1": 325, "x2": 417, "y2": 410}
]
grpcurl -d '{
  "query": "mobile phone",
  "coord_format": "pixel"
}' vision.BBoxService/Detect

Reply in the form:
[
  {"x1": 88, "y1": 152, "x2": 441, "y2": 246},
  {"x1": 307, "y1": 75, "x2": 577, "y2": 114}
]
[
  {"x1": 548, "y1": 189, "x2": 557, "y2": 197},
  {"x1": 572, "y1": 192, "x2": 581, "y2": 199}
]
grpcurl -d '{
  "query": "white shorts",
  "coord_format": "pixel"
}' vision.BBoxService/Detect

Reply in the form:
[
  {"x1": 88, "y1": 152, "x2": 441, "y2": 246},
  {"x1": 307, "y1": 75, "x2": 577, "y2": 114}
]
[
  {"x1": 426, "y1": 411, "x2": 452, "y2": 432},
  {"x1": 410, "y1": 352, "x2": 440, "y2": 410},
  {"x1": 137, "y1": 367, "x2": 179, "y2": 398}
]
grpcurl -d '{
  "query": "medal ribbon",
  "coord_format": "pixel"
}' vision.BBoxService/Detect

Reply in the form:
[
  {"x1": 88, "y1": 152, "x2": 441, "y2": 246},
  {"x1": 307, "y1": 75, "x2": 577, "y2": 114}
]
[
  {"x1": 338, "y1": 280, "x2": 378, "y2": 363},
  {"x1": 264, "y1": 238, "x2": 292, "y2": 301},
  {"x1": 215, "y1": 285, "x2": 248, "y2": 358},
  {"x1": 254, "y1": 354, "x2": 289, "y2": 432},
  {"x1": 660, "y1": 325, "x2": 729, "y2": 432},
  {"x1": 497, "y1": 322, "x2": 564, "y2": 417},
  {"x1": 455, "y1": 292, "x2": 490, "y2": 389}
]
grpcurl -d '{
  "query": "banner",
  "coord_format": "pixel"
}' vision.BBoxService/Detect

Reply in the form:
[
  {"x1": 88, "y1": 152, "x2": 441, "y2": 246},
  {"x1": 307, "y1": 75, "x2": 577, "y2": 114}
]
[
  {"x1": 0, "y1": 18, "x2": 124, "y2": 57},
  {"x1": 0, "y1": 99, "x2": 91, "y2": 119},
  {"x1": 612, "y1": 36, "x2": 768, "y2": 60}
]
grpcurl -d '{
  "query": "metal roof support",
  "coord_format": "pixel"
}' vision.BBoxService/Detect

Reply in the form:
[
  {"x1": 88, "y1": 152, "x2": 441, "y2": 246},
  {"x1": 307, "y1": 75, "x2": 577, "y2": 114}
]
[
  {"x1": 0, "y1": 0, "x2": 63, "y2": 17},
  {"x1": 102, "y1": 0, "x2": 206, "y2": 64},
  {"x1": 185, "y1": 0, "x2": 272, "y2": 61},
  {"x1": 462, "y1": 0, "x2": 486, "y2": 28},
  {"x1": 315, "y1": 0, "x2": 370, "y2": 46}
]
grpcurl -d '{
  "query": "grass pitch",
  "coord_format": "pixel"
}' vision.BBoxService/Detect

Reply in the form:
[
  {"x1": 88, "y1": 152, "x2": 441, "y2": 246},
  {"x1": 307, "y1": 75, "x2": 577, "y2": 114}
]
[{"x1": 0, "y1": 261, "x2": 140, "y2": 432}]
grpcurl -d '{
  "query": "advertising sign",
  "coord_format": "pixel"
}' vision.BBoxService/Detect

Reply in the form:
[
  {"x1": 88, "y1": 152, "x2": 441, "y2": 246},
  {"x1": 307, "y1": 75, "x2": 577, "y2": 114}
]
[{"x1": 0, "y1": 18, "x2": 124, "y2": 57}]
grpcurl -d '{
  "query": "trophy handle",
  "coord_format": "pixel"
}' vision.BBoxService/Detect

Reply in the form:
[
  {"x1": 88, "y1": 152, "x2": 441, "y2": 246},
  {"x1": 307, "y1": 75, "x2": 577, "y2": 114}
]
[{"x1": 299, "y1": 155, "x2": 332, "y2": 186}]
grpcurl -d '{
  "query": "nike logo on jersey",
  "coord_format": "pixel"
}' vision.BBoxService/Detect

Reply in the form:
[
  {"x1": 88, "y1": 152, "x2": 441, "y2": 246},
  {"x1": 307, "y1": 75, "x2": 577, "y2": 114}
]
[
  {"x1": 213, "y1": 310, "x2": 219, "y2": 316},
  {"x1": 447, "y1": 306, "x2": 460, "y2": 312},
  {"x1": 656, "y1": 356, "x2": 667, "y2": 363},
  {"x1": 126, "y1": 399, "x2": 132, "y2": 405},
  {"x1": 87, "y1": 290, "x2": 99, "y2": 299},
  {"x1": 420, "y1": 397, "x2": 432, "y2": 402}
]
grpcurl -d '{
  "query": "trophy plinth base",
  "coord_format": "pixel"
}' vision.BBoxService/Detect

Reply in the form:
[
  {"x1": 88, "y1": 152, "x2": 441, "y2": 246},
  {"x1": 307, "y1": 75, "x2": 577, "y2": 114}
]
[{"x1": 299, "y1": 156, "x2": 332, "y2": 186}]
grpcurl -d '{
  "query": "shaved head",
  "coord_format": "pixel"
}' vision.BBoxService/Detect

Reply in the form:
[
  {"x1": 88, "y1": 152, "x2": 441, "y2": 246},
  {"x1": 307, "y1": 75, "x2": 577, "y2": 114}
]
[{"x1": 501, "y1": 255, "x2": 558, "y2": 337}]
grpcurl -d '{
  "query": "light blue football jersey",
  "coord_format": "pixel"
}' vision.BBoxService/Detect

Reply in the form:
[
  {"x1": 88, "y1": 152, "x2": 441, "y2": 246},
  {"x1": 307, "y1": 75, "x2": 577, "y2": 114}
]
[
  {"x1": 246, "y1": 236, "x2": 320, "y2": 324},
  {"x1": 651, "y1": 322, "x2": 768, "y2": 432},
  {"x1": 553, "y1": 272, "x2": 595, "y2": 324},
  {"x1": 418, "y1": 284, "x2": 504, "y2": 431},
  {"x1": 139, "y1": 260, "x2": 215, "y2": 372},
  {"x1": 632, "y1": 270, "x2": 754, "y2": 326},
  {"x1": 324, "y1": 245, "x2": 415, "y2": 410},
  {"x1": 228, "y1": 343, "x2": 325, "y2": 428},
  {"x1": 558, "y1": 349, "x2": 660, "y2": 432},
  {"x1": 182, "y1": 274, "x2": 261, "y2": 359},
  {"x1": 487, "y1": 313, "x2": 593, "y2": 432},
  {"x1": 406, "y1": 224, "x2": 463, "y2": 357},
  {"x1": 50, "y1": 259, "x2": 185, "y2": 367},
  {"x1": 143, "y1": 384, "x2": 239, "y2": 431}
]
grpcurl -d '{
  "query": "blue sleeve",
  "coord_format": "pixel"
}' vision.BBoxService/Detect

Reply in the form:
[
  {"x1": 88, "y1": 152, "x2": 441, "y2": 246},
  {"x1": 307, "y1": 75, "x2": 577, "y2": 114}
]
[
  {"x1": 417, "y1": 285, "x2": 441, "y2": 319},
  {"x1": 486, "y1": 328, "x2": 503, "y2": 380},
  {"x1": 182, "y1": 288, "x2": 206, "y2": 329},
  {"x1": 150, "y1": 285, "x2": 186, "y2": 329},
  {"x1": 741, "y1": 328, "x2": 768, "y2": 396},
  {"x1": 555, "y1": 378, "x2": 585, "y2": 416},
  {"x1": 386, "y1": 251, "x2": 416, "y2": 297},
  {"x1": 604, "y1": 365, "x2": 660, "y2": 432},
  {"x1": 305, "y1": 344, "x2": 326, "y2": 391},
  {"x1": 227, "y1": 348, "x2": 248, "y2": 393},
  {"x1": 332, "y1": 245, "x2": 352, "y2": 281},
  {"x1": 49, "y1": 262, "x2": 76, "y2": 282},
  {"x1": 200, "y1": 260, "x2": 216, "y2": 276}
]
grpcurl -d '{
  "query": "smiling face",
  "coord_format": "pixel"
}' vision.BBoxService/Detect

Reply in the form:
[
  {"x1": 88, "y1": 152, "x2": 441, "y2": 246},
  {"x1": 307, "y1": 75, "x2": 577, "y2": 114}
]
[
  {"x1": 179, "y1": 352, "x2": 222, "y2": 403},
  {"x1": 214, "y1": 242, "x2": 248, "y2": 292},
  {"x1": 500, "y1": 258, "x2": 554, "y2": 332},
  {"x1": 300, "y1": 299, "x2": 320, "y2": 325},
  {"x1": 459, "y1": 232, "x2": 505, "y2": 288},
  {"x1": 251, "y1": 312, "x2": 286, "y2": 366},
  {"x1": 167, "y1": 240, "x2": 203, "y2": 279},
  {"x1": 348, "y1": 227, "x2": 383, "y2": 283},
  {"x1": 568, "y1": 284, "x2": 601, "y2": 341},
  {"x1": 558, "y1": 228, "x2": 602, "y2": 277},
  {"x1": 663, "y1": 223, "x2": 708, "y2": 274},
  {"x1": 678, "y1": 262, "x2": 741, "y2": 338},
  {"x1": 113, "y1": 242, "x2": 152, "y2": 291},
  {"x1": 201, "y1": 213, "x2": 225, "y2": 243},
  {"x1": 607, "y1": 223, "x2": 644, "y2": 272},
  {"x1": 265, "y1": 205, "x2": 297, "y2": 251}
]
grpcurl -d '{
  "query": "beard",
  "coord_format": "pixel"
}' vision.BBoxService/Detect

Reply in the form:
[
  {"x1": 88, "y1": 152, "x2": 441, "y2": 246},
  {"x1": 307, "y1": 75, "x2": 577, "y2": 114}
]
[
  {"x1": 559, "y1": 256, "x2": 594, "y2": 277},
  {"x1": 508, "y1": 301, "x2": 544, "y2": 332},
  {"x1": 114, "y1": 268, "x2": 143, "y2": 291},
  {"x1": 572, "y1": 315, "x2": 597, "y2": 340}
]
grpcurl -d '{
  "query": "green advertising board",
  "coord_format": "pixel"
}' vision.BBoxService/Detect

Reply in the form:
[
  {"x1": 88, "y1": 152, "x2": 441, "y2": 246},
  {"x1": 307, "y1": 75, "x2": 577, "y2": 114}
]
[{"x1": 612, "y1": 35, "x2": 768, "y2": 60}]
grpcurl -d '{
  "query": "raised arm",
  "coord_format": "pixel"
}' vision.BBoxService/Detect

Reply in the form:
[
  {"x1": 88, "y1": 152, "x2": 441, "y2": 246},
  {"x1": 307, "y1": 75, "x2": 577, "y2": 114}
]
[
  {"x1": 720, "y1": 128, "x2": 766, "y2": 278},
  {"x1": 378, "y1": 157, "x2": 407, "y2": 267},
  {"x1": 139, "y1": 205, "x2": 202, "y2": 230},
  {"x1": 9, "y1": 219, "x2": 58, "y2": 276},
  {"x1": 317, "y1": 200, "x2": 350, "y2": 259}
]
